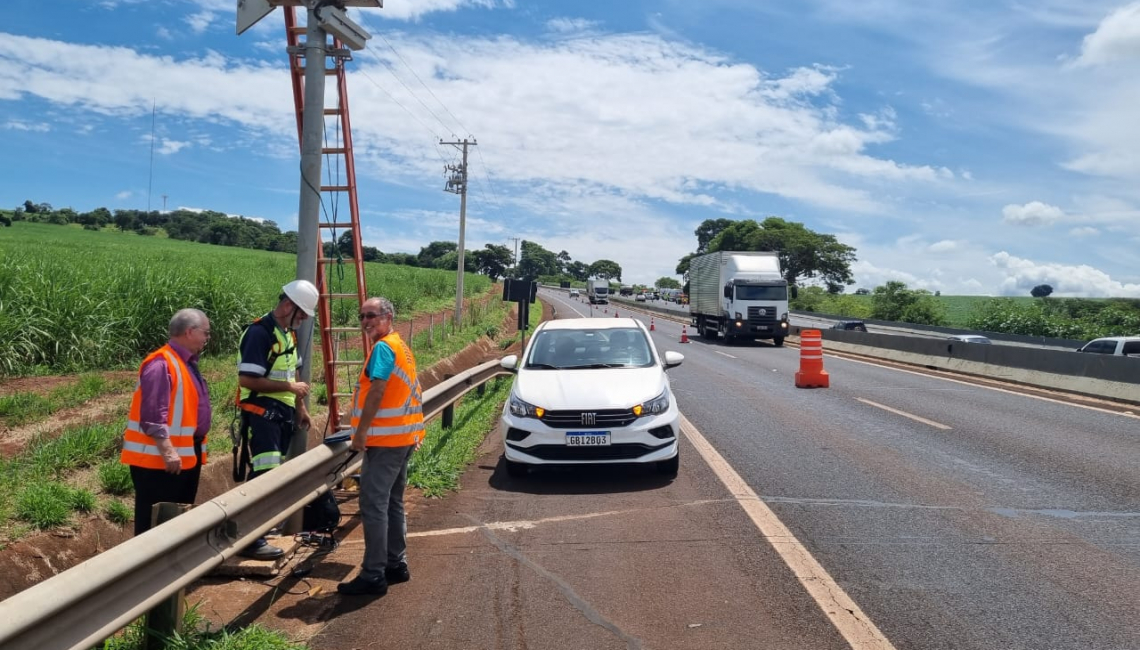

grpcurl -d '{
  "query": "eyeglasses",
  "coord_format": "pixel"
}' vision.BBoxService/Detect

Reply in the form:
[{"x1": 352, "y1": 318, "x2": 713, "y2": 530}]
[{"x1": 359, "y1": 312, "x2": 383, "y2": 321}]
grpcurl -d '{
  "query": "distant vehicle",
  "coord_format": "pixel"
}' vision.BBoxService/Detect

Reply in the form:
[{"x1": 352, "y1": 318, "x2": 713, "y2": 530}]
[
  {"x1": 587, "y1": 279, "x2": 610, "y2": 305},
  {"x1": 619, "y1": 286, "x2": 634, "y2": 297},
  {"x1": 569, "y1": 289, "x2": 580, "y2": 298},
  {"x1": 1076, "y1": 336, "x2": 1140, "y2": 357},
  {"x1": 948, "y1": 334, "x2": 992, "y2": 344},
  {"x1": 689, "y1": 251, "x2": 789, "y2": 345},
  {"x1": 635, "y1": 293, "x2": 647, "y2": 302},
  {"x1": 498, "y1": 318, "x2": 684, "y2": 477},
  {"x1": 831, "y1": 320, "x2": 867, "y2": 332}
]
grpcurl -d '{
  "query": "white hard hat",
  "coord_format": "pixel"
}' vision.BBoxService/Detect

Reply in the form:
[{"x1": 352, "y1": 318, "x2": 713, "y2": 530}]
[{"x1": 282, "y1": 279, "x2": 319, "y2": 316}]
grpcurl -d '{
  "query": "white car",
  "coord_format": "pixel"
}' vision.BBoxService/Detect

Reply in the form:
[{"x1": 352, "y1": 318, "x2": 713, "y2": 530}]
[
  {"x1": 569, "y1": 289, "x2": 580, "y2": 298},
  {"x1": 948, "y1": 334, "x2": 992, "y2": 344},
  {"x1": 1076, "y1": 336, "x2": 1140, "y2": 357},
  {"x1": 499, "y1": 318, "x2": 684, "y2": 477}
]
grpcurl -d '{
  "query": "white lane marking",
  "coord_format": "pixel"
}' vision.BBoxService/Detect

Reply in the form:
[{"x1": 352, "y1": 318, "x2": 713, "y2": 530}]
[
  {"x1": 714, "y1": 351, "x2": 737, "y2": 359},
  {"x1": 835, "y1": 354, "x2": 1140, "y2": 420},
  {"x1": 408, "y1": 509, "x2": 628, "y2": 537},
  {"x1": 855, "y1": 398, "x2": 953, "y2": 431},
  {"x1": 679, "y1": 413, "x2": 897, "y2": 650}
]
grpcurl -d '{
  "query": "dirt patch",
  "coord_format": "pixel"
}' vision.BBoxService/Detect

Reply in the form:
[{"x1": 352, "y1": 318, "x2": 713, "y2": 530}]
[
  {"x1": 0, "y1": 392, "x2": 127, "y2": 458},
  {"x1": 0, "y1": 293, "x2": 544, "y2": 605}
]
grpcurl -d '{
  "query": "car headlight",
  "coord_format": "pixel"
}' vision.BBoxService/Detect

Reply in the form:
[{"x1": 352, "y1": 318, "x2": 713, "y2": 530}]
[
  {"x1": 633, "y1": 391, "x2": 670, "y2": 417},
  {"x1": 508, "y1": 394, "x2": 544, "y2": 419}
]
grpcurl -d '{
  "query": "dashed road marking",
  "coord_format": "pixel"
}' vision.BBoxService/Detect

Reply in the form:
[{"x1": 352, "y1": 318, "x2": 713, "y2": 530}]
[{"x1": 855, "y1": 398, "x2": 952, "y2": 430}]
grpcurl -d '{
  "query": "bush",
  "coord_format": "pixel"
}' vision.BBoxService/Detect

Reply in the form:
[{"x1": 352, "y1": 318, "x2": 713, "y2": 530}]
[
  {"x1": 16, "y1": 483, "x2": 75, "y2": 528},
  {"x1": 0, "y1": 214, "x2": 11, "y2": 227},
  {"x1": 104, "y1": 499, "x2": 132, "y2": 526},
  {"x1": 98, "y1": 460, "x2": 134, "y2": 495}
]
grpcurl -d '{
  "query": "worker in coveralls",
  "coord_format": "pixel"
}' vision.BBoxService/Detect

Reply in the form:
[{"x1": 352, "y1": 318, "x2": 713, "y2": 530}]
[
  {"x1": 234, "y1": 279, "x2": 317, "y2": 559},
  {"x1": 338, "y1": 297, "x2": 425, "y2": 596}
]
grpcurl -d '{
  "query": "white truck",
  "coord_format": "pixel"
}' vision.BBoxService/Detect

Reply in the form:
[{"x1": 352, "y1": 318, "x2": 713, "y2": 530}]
[
  {"x1": 689, "y1": 251, "x2": 790, "y2": 345},
  {"x1": 587, "y1": 279, "x2": 610, "y2": 305}
]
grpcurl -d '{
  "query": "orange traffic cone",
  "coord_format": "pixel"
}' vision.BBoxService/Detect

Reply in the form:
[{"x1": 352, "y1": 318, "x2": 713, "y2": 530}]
[
  {"x1": 614, "y1": 311, "x2": 619, "y2": 318},
  {"x1": 680, "y1": 324, "x2": 690, "y2": 343},
  {"x1": 650, "y1": 318, "x2": 655, "y2": 331},
  {"x1": 795, "y1": 329, "x2": 830, "y2": 388},
  {"x1": 604, "y1": 308, "x2": 608, "y2": 314}
]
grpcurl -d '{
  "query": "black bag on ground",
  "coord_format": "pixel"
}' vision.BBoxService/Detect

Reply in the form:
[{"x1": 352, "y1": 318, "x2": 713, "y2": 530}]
[{"x1": 303, "y1": 491, "x2": 341, "y2": 533}]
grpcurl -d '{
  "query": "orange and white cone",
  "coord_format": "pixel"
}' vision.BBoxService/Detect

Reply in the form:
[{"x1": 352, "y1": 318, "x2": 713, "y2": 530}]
[
  {"x1": 680, "y1": 324, "x2": 690, "y2": 343},
  {"x1": 615, "y1": 311, "x2": 619, "y2": 318},
  {"x1": 650, "y1": 318, "x2": 655, "y2": 331},
  {"x1": 794, "y1": 329, "x2": 830, "y2": 388}
]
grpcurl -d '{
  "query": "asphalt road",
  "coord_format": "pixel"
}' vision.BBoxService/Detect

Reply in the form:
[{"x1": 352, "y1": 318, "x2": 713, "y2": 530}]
[
  {"x1": 208, "y1": 290, "x2": 1138, "y2": 649},
  {"x1": 546, "y1": 288, "x2": 1140, "y2": 650}
]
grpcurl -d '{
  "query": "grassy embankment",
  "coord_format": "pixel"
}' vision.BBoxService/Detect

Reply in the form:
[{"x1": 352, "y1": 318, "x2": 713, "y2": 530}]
[{"x1": 0, "y1": 222, "x2": 510, "y2": 540}]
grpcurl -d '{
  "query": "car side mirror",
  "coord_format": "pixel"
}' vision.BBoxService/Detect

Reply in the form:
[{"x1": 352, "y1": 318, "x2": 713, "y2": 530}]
[
  {"x1": 663, "y1": 351, "x2": 685, "y2": 368},
  {"x1": 500, "y1": 355, "x2": 519, "y2": 371}
]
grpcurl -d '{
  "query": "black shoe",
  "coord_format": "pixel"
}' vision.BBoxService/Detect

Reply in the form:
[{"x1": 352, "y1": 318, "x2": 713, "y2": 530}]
[
  {"x1": 384, "y1": 564, "x2": 410, "y2": 585},
  {"x1": 239, "y1": 542, "x2": 285, "y2": 560},
  {"x1": 337, "y1": 575, "x2": 388, "y2": 596}
]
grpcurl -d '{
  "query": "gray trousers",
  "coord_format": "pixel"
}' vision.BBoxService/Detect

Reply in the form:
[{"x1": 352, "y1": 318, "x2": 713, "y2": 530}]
[{"x1": 359, "y1": 444, "x2": 415, "y2": 580}]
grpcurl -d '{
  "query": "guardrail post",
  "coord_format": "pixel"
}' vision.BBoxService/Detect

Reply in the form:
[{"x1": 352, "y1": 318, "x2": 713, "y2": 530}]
[
  {"x1": 442, "y1": 374, "x2": 455, "y2": 429},
  {"x1": 145, "y1": 502, "x2": 191, "y2": 649}
]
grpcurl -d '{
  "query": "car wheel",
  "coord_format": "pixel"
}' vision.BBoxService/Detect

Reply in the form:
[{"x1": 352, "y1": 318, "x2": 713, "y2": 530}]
[
  {"x1": 656, "y1": 453, "x2": 679, "y2": 477},
  {"x1": 773, "y1": 337, "x2": 784, "y2": 347},
  {"x1": 504, "y1": 456, "x2": 528, "y2": 478}
]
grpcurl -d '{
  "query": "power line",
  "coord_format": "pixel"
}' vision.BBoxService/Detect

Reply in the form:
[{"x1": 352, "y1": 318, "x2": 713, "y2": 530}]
[
  {"x1": 361, "y1": 44, "x2": 457, "y2": 138},
  {"x1": 353, "y1": 66, "x2": 450, "y2": 165},
  {"x1": 377, "y1": 33, "x2": 470, "y2": 136}
]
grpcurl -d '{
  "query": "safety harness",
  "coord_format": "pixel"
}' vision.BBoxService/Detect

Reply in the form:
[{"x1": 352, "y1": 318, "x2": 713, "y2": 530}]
[{"x1": 231, "y1": 316, "x2": 297, "y2": 482}]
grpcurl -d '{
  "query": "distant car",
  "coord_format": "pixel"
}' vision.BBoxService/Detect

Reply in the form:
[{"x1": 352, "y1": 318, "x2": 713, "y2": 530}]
[
  {"x1": 1076, "y1": 336, "x2": 1140, "y2": 357},
  {"x1": 831, "y1": 320, "x2": 867, "y2": 332},
  {"x1": 948, "y1": 334, "x2": 992, "y2": 344},
  {"x1": 635, "y1": 293, "x2": 647, "y2": 302},
  {"x1": 498, "y1": 318, "x2": 684, "y2": 478},
  {"x1": 569, "y1": 289, "x2": 580, "y2": 298}
]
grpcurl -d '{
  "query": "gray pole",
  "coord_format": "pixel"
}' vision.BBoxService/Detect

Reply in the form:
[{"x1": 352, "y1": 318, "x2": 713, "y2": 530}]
[
  {"x1": 455, "y1": 141, "x2": 469, "y2": 328},
  {"x1": 285, "y1": 7, "x2": 327, "y2": 531},
  {"x1": 442, "y1": 138, "x2": 475, "y2": 328}
]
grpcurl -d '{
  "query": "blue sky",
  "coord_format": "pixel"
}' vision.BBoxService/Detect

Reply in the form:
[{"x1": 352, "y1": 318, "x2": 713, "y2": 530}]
[{"x1": 3, "y1": 0, "x2": 1139, "y2": 296}]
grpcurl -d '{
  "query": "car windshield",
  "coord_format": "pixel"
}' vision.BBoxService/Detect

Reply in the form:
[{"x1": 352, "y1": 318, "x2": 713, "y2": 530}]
[
  {"x1": 735, "y1": 284, "x2": 788, "y2": 301},
  {"x1": 525, "y1": 328, "x2": 654, "y2": 369}
]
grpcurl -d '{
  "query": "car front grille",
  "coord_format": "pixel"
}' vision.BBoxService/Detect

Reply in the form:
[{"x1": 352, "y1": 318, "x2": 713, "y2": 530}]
[
  {"x1": 507, "y1": 441, "x2": 672, "y2": 461},
  {"x1": 746, "y1": 306, "x2": 781, "y2": 327},
  {"x1": 539, "y1": 409, "x2": 637, "y2": 429}
]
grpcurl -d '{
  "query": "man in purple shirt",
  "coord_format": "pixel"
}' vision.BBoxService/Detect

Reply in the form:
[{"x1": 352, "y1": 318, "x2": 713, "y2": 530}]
[{"x1": 127, "y1": 308, "x2": 212, "y2": 536}]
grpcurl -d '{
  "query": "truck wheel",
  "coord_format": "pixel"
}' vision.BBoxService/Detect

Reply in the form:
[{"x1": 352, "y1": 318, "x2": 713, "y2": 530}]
[{"x1": 773, "y1": 337, "x2": 785, "y2": 347}]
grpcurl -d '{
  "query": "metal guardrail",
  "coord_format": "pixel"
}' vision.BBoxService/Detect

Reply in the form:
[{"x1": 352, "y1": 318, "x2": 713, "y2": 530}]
[{"x1": 0, "y1": 359, "x2": 511, "y2": 650}]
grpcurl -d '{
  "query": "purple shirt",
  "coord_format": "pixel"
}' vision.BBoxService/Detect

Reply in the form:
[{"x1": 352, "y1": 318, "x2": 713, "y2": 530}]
[{"x1": 139, "y1": 340, "x2": 212, "y2": 440}]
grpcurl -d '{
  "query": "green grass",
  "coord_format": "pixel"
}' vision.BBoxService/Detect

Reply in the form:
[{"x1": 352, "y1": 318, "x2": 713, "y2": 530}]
[
  {"x1": 0, "y1": 222, "x2": 490, "y2": 376},
  {"x1": 0, "y1": 373, "x2": 134, "y2": 427},
  {"x1": 104, "y1": 499, "x2": 132, "y2": 526},
  {"x1": 96, "y1": 603, "x2": 307, "y2": 650},
  {"x1": 98, "y1": 460, "x2": 134, "y2": 496}
]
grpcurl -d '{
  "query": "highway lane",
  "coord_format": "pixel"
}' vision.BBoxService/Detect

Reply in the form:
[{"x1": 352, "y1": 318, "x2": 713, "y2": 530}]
[{"x1": 540, "y1": 288, "x2": 1140, "y2": 650}]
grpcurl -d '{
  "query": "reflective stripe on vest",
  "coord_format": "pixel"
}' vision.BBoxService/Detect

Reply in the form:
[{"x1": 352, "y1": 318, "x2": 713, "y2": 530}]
[
  {"x1": 121, "y1": 345, "x2": 204, "y2": 470},
  {"x1": 237, "y1": 318, "x2": 298, "y2": 407},
  {"x1": 349, "y1": 332, "x2": 425, "y2": 447}
]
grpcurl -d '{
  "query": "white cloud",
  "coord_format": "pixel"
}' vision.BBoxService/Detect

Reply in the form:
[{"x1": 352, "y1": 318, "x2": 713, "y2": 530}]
[
  {"x1": 1002, "y1": 201, "x2": 1064, "y2": 226},
  {"x1": 376, "y1": 0, "x2": 510, "y2": 22},
  {"x1": 115, "y1": 190, "x2": 133, "y2": 200},
  {"x1": 1073, "y1": 2, "x2": 1140, "y2": 67},
  {"x1": 546, "y1": 18, "x2": 598, "y2": 34},
  {"x1": 928, "y1": 240, "x2": 960, "y2": 253},
  {"x1": 990, "y1": 251, "x2": 1140, "y2": 297},
  {"x1": 156, "y1": 139, "x2": 190, "y2": 155},
  {"x1": 3, "y1": 119, "x2": 50, "y2": 132},
  {"x1": 184, "y1": 11, "x2": 215, "y2": 34},
  {"x1": 1069, "y1": 226, "x2": 1099, "y2": 237}
]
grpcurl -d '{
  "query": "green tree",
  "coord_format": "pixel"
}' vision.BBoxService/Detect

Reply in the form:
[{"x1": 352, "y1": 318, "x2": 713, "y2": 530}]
[
  {"x1": 1030, "y1": 284, "x2": 1053, "y2": 298},
  {"x1": 417, "y1": 241, "x2": 457, "y2": 268},
  {"x1": 566, "y1": 261, "x2": 590, "y2": 282},
  {"x1": 675, "y1": 252, "x2": 696, "y2": 280},
  {"x1": 472, "y1": 244, "x2": 513, "y2": 280},
  {"x1": 517, "y1": 240, "x2": 559, "y2": 279},
  {"x1": 655, "y1": 277, "x2": 681, "y2": 290},
  {"x1": 707, "y1": 217, "x2": 856, "y2": 292},
  {"x1": 695, "y1": 218, "x2": 735, "y2": 254},
  {"x1": 588, "y1": 259, "x2": 622, "y2": 282},
  {"x1": 870, "y1": 281, "x2": 945, "y2": 325}
]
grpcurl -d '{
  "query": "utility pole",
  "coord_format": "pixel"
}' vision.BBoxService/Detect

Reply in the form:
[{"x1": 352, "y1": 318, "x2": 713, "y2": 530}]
[
  {"x1": 507, "y1": 236, "x2": 520, "y2": 276},
  {"x1": 442, "y1": 138, "x2": 476, "y2": 328},
  {"x1": 161, "y1": 194, "x2": 168, "y2": 212}
]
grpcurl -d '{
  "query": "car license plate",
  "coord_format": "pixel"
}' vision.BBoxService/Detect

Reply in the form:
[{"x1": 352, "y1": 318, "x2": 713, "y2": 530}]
[{"x1": 566, "y1": 432, "x2": 610, "y2": 446}]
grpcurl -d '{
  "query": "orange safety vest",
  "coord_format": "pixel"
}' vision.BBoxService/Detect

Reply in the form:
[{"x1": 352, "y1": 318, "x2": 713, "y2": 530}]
[
  {"x1": 121, "y1": 345, "x2": 206, "y2": 470},
  {"x1": 350, "y1": 332, "x2": 425, "y2": 447}
]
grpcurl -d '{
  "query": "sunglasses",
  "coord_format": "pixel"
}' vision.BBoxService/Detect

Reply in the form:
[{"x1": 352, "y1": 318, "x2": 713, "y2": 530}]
[{"x1": 359, "y1": 312, "x2": 384, "y2": 321}]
